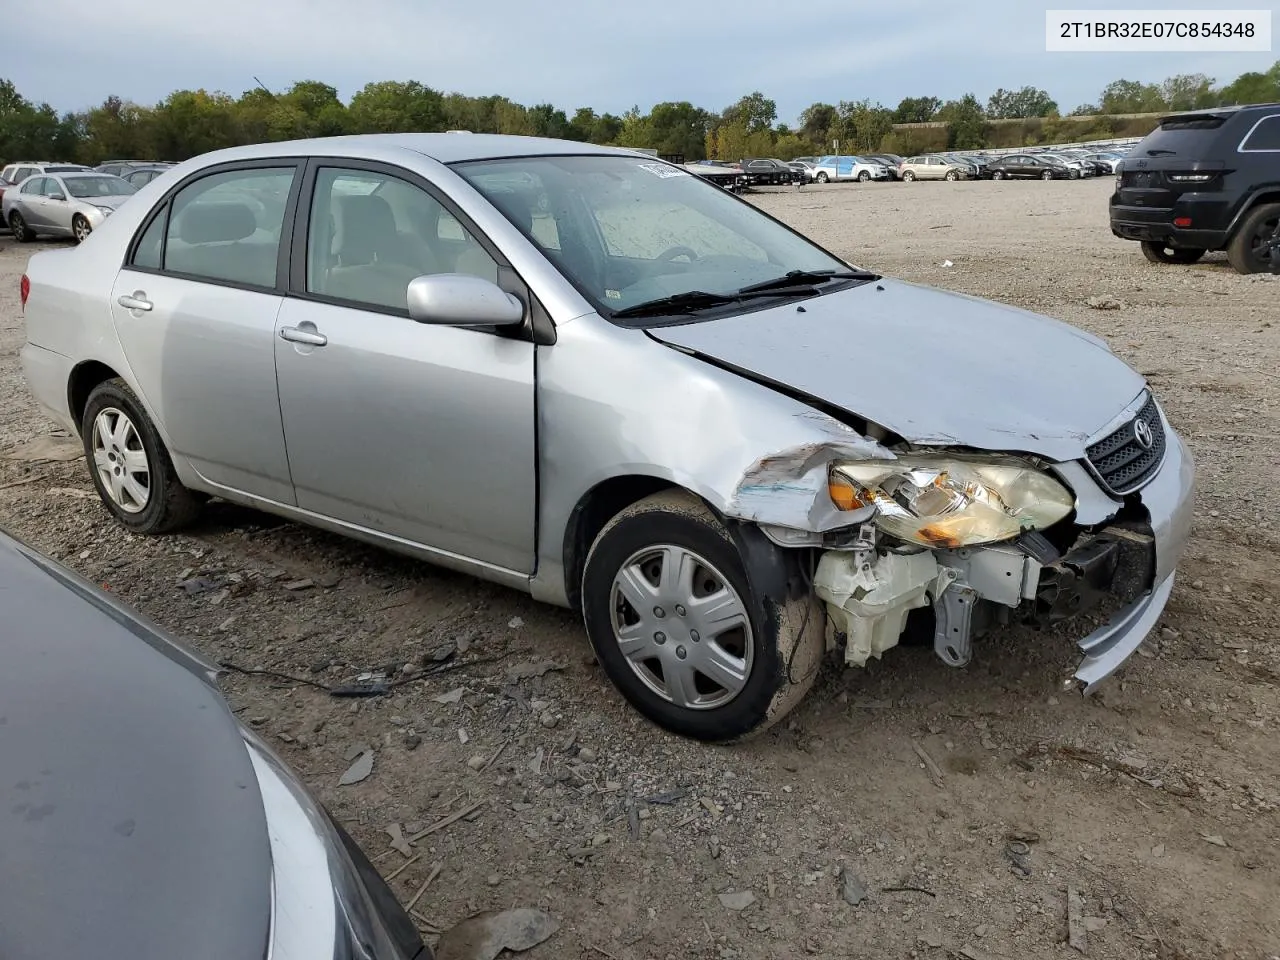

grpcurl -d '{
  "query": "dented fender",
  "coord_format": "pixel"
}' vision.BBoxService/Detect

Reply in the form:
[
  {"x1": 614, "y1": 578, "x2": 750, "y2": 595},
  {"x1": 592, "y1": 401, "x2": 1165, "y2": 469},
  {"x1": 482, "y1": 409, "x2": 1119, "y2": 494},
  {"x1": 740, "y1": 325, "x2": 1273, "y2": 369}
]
[{"x1": 529, "y1": 316, "x2": 892, "y2": 606}]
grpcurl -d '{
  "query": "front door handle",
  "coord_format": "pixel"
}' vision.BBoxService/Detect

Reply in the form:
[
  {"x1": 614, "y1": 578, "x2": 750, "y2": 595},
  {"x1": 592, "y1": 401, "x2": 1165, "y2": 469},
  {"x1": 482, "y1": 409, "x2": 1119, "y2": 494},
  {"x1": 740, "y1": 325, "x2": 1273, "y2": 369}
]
[
  {"x1": 117, "y1": 292, "x2": 153, "y2": 312},
  {"x1": 280, "y1": 325, "x2": 328, "y2": 346}
]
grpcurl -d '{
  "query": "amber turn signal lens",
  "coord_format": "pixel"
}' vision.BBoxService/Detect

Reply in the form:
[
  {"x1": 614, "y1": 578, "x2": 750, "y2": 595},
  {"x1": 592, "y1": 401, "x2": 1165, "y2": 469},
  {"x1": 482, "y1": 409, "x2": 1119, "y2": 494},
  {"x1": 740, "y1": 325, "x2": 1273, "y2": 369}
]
[{"x1": 828, "y1": 476, "x2": 872, "y2": 511}]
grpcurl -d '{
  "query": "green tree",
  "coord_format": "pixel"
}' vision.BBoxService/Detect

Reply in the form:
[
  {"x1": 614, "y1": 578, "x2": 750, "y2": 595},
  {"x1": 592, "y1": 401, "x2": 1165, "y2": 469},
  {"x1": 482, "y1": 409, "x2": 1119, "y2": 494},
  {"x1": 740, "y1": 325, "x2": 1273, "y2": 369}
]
[
  {"x1": 722, "y1": 91, "x2": 776, "y2": 133},
  {"x1": 1218, "y1": 62, "x2": 1280, "y2": 105},
  {"x1": 1159, "y1": 73, "x2": 1216, "y2": 111},
  {"x1": 836, "y1": 99, "x2": 893, "y2": 152},
  {"x1": 1098, "y1": 79, "x2": 1163, "y2": 114},
  {"x1": 348, "y1": 81, "x2": 446, "y2": 133},
  {"x1": 938, "y1": 94, "x2": 988, "y2": 149},
  {"x1": 986, "y1": 86, "x2": 1057, "y2": 119},
  {"x1": 892, "y1": 96, "x2": 941, "y2": 124},
  {"x1": 527, "y1": 103, "x2": 570, "y2": 138},
  {"x1": 798, "y1": 102, "x2": 837, "y2": 145},
  {"x1": 646, "y1": 101, "x2": 712, "y2": 158}
]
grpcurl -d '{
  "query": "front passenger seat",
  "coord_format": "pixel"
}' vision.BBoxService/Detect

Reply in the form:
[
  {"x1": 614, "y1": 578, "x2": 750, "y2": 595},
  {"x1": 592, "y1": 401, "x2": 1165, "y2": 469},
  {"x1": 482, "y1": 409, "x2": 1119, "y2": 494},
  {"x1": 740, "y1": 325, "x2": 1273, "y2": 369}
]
[{"x1": 325, "y1": 195, "x2": 439, "y2": 309}]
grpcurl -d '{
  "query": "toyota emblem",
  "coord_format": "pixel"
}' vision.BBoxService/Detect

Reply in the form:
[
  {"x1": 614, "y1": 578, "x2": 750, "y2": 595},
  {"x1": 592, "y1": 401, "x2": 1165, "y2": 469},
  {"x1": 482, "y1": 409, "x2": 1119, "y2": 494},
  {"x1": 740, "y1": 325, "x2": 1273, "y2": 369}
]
[{"x1": 1133, "y1": 417, "x2": 1154, "y2": 450}]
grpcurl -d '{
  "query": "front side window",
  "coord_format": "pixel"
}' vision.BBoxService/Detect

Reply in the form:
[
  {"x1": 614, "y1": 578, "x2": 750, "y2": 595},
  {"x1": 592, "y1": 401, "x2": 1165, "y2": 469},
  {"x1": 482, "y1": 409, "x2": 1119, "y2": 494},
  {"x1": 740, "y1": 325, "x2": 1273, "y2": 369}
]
[
  {"x1": 64, "y1": 176, "x2": 137, "y2": 199},
  {"x1": 453, "y1": 154, "x2": 854, "y2": 320},
  {"x1": 42, "y1": 179, "x2": 66, "y2": 199},
  {"x1": 160, "y1": 166, "x2": 296, "y2": 288},
  {"x1": 306, "y1": 167, "x2": 498, "y2": 311},
  {"x1": 1241, "y1": 115, "x2": 1280, "y2": 152}
]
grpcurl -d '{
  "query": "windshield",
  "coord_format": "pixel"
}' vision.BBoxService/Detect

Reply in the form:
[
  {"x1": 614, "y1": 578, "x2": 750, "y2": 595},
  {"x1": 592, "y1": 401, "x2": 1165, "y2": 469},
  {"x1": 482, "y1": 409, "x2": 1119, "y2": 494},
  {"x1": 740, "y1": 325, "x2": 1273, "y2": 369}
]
[
  {"x1": 452, "y1": 154, "x2": 857, "y2": 319},
  {"x1": 64, "y1": 176, "x2": 136, "y2": 198}
]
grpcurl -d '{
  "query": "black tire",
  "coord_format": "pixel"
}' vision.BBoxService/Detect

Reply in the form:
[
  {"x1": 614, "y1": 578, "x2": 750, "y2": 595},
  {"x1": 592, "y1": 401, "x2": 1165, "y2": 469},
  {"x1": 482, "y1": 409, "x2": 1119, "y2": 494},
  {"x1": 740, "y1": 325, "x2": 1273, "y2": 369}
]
[
  {"x1": 902, "y1": 170, "x2": 915, "y2": 181},
  {"x1": 944, "y1": 169, "x2": 958, "y2": 181},
  {"x1": 1226, "y1": 202, "x2": 1280, "y2": 275},
  {"x1": 1140, "y1": 241, "x2": 1206, "y2": 265},
  {"x1": 815, "y1": 171, "x2": 829, "y2": 183},
  {"x1": 857, "y1": 171, "x2": 870, "y2": 182},
  {"x1": 581, "y1": 490, "x2": 821, "y2": 742},
  {"x1": 9, "y1": 211, "x2": 35, "y2": 242},
  {"x1": 1042, "y1": 170, "x2": 1054, "y2": 181},
  {"x1": 72, "y1": 214, "x2": 92, "y2": 244},
  {"x1": 81, "y1": 378, "x2": 204, "y2": 534},
  {"x1": 992, "y1": 170, "x2": 1004, "y2": 180}
]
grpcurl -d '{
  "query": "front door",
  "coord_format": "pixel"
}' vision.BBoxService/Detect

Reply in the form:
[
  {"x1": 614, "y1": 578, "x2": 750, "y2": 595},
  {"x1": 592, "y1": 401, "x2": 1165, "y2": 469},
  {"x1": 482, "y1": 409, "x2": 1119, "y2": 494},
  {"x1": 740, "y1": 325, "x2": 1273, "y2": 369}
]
[
  {"x1": 273, "y1": 163, "x2": 537, "y2": 574},
  {"x1": 109, "y1": 163, "x2": 301, "y2": 503}
]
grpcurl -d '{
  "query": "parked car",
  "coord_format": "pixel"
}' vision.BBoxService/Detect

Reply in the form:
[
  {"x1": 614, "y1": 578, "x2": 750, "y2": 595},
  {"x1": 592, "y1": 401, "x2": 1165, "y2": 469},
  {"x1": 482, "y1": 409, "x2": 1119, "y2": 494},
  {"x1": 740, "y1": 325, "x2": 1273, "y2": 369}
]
[
  {"x1": 1111, "y1": 102, "x2": 1280, "y2": 273},
  {"x1": 19, "y1": 134, "x2": 1194, "y2": 742},
  {"x1": 958, "y1": 155, "x2": 995, "y2": 179},
  {"x1": 0, "y1": 524, "x2": 430, "y2": 960},
  {"x1": 1057, "y1": 149, "x2": 1110, "y2": 176},
  {"x1": 811, "y1": 155, "x2": 889, "y2": 182},
  {"x1": 1085, "y1": 152, "x2": 1124, "y2": 173},
  {"x1": 863, "y1": 154, "x2": 904, "y2": 180},
  {"x1": 4, "y1": 171, "x2": 137, "y2": 243},
  {"x1": 0, "y1": 162, "x2": 89, "y2": 205},
  {"x1": 122, "y1": 165, "x2": 173, "y2": 188},
  {"x1": 899, "y1": 155, "x2": 976, "y2": 181},
  {"x1": 95, "y1": 159, "x2": 175, "y2": 178},
  {"x1": 740, "y1": 158, "x2": 797, "y2": 186},
  {"x1": 1040, "y1": 152, "x2": 1092, "y2": 177},
  {"x1": 787, "y1": 160, "x2": 816, "y2": 182},
  {"x1": 988, "y1": 154, "x2": 1076, "y2": 180}
]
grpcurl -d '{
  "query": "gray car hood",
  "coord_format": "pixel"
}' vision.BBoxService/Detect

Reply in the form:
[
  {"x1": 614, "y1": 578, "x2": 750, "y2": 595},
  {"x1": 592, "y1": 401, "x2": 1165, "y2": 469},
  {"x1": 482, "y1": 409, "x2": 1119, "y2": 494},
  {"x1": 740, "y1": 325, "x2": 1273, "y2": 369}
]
[
  {"x1": 75, "y1": 192, "x2": 132, "y2": 210},
  {"x1": 0, "y1": 530, "x2": 271, "y2": 960},
  {"x1": 647, "y1": 278, "x2": 1146, "y2": 462}
]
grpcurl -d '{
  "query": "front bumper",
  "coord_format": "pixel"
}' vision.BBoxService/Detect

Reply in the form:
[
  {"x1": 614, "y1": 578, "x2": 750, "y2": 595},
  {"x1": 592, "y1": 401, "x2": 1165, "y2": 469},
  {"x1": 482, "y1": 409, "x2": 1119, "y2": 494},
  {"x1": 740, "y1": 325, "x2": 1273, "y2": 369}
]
[{"x1": 813, "y1": 422, "x2": 1195, "y2": 691}]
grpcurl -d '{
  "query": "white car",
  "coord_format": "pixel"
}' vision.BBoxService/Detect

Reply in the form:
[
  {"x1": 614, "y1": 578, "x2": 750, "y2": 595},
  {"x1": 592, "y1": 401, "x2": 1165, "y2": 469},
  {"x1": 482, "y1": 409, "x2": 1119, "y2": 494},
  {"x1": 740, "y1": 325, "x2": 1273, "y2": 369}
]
[
  {"x1": 1040, "y1": 153, "x2": 1092, "y2": 177},
  {"x1": 810, "y1": 156, "x2": 890, "y2": 183}
]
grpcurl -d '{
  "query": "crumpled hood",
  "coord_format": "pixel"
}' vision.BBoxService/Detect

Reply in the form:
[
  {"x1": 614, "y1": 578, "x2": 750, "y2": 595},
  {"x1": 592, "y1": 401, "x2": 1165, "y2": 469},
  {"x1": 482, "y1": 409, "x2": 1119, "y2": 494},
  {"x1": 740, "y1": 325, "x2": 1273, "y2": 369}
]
[
  {"x1": 76, "y1": 192, "x2": 132, "y2": 211},
  {"x1": 646, "y1": 278, "x2": 1146, "y2": 463}
]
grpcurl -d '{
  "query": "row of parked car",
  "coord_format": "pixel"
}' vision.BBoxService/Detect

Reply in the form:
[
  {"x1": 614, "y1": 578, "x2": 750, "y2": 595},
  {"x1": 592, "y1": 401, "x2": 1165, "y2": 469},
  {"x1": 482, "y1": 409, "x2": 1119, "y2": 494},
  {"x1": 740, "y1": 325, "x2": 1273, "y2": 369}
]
[
  {"x1": 781, "y1": 147, "x2": 1130, "y2": 183},
  {"x1": 0, "y1": 160, "x2": 174, "y2": 243}
]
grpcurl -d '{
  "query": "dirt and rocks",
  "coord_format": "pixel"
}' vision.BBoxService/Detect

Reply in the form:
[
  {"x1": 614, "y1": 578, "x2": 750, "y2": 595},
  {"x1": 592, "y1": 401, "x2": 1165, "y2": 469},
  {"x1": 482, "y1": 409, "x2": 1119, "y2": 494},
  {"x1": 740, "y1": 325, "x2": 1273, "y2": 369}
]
[{"x1": 2, "y1": 178, "x2": 1278, "y2": 960}]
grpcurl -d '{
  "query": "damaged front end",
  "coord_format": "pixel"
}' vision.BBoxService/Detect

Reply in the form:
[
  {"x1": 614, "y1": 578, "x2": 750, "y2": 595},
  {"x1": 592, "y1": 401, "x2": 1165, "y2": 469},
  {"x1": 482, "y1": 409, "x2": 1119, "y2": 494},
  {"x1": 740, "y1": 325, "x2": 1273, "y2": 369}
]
[{"x1": 796, "y1": 420, "x2": 1191, "y2": 692}]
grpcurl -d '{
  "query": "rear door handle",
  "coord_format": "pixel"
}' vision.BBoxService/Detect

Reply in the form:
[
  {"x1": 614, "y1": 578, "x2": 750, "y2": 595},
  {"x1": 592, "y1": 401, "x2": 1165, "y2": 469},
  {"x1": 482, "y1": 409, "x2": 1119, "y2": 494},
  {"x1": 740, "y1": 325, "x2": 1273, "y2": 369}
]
[
  {"x1": 117, "y1": 292, "x2": 153, "y2": 312},
  {"x1": 279, "y1": 325, "x2": 328, "y2": 346}
]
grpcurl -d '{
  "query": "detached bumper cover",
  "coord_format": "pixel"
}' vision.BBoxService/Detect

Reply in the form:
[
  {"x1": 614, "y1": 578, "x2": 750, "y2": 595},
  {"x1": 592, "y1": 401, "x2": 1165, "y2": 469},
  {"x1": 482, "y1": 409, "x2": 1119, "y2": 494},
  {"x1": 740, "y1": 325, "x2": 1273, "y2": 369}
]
[{"x1": 1072, "y1": 420, "x2": 1195, "y2": 691}]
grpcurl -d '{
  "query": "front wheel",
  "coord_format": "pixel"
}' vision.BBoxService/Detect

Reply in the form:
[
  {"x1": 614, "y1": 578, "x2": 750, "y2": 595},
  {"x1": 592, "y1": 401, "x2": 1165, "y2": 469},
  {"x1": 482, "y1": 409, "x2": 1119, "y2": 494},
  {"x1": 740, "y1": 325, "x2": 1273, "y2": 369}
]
[
  {"x1": 814, "y1": 171, "x2": 829, "y2": 183},
  {"x1": 857, "y1": 171, "x2": 871, "y2": 182},
  {"x1": 72, "y1": 214, "x2": 92, "y2": 244},
  {"x1": 902, "y1": 170, "x2": 915, "y2": 181},
  {"x1": 581, "y1": 491, "x2": 822, "y2": 742},
  {"x1": 81, "y1": 378, "x2": 204, "y2": 534},
  {"x1": 992, "y1": 170, "x2": 1004, "y2": 180},
  {"x1": 9, "y1": 211, "x2": 35, "y2": 241},
  {"x1": 1140, "y1": 241, "x2": 1206, "y2": 265},
  {"x1": 1226, "y1": 202, "x2": 1280, "y2": 275}
]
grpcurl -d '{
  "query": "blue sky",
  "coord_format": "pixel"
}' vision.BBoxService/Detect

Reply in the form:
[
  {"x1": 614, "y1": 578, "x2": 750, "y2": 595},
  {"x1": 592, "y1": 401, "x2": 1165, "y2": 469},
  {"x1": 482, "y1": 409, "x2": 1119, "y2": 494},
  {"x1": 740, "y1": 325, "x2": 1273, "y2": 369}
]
[{"x1": 12, "y1": 0, "x2": 1279, "y2": 123}]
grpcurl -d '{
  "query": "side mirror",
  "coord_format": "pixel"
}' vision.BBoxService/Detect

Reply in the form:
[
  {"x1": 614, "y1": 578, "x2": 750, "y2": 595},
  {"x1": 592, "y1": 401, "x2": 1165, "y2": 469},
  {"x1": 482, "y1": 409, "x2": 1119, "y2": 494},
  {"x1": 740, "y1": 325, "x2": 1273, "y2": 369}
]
[{"x1": 406, "y1": 274, "x2": 524, "y2": 328}]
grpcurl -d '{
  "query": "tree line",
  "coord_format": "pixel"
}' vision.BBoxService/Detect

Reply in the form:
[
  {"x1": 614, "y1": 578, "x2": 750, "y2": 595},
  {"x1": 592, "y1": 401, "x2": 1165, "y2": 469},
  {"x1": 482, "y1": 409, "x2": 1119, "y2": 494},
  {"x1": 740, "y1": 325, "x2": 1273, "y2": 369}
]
[{"x1": 1, "y1": 62, "x2": 1277, "y2": 168}]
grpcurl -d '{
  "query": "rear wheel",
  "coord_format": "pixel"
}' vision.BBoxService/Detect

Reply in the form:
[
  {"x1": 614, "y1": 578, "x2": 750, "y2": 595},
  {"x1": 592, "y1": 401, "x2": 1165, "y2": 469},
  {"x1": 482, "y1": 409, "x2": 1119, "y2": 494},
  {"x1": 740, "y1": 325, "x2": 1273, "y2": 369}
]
[
  {"x1": 857, "y1": 170, "x2": 871, "y2": 182},
  {"x1": 944, "y1": 169, "x2": 958, "y2": 181},
  {"x1": 1041, "y1": 170, "x2": 1054, "y2": 180},
  {"x1": 1141, "y1": 241, "x2": 1206, "y2": 265},
  {"x1": 581, "y1": 491, "x2": 822, "y2": 742},
  {"x1": 72, "y1": 215, "x2": 92, "y2": 244},
  {"x1": 1226, "y1": 203, "x2": 1280, "y2": 275},
  {"x1": 9, "y1": 211, "x2": 34, "y2": 241},
  {"x1": 992, "y1": 170, "x2": 1005, "y2": 180},
  {"x1": 81, "y1": 378, "x2": 204, "y2": 534}
]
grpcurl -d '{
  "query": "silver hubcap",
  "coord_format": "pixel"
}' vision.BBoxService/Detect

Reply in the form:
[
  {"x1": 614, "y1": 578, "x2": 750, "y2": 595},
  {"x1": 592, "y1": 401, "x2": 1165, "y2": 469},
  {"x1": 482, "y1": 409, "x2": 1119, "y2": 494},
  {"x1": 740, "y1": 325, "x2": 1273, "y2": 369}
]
[
  {"x1": 609, "y1": 544, "x2": 753, "y2": 710},
  {"x1": 91, "y1": 407, "x2": 150, "y2": 513},
  {"x1": 74, "y1": 219, "x2": 90, "y2": 241}
]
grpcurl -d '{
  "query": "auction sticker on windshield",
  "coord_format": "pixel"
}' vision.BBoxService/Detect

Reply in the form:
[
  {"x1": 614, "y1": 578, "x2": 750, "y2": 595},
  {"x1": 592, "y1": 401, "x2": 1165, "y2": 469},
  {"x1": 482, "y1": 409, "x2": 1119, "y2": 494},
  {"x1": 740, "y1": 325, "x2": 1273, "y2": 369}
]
[{"x1": 636, "y1": 162, "x2": 688, "y2": 178}]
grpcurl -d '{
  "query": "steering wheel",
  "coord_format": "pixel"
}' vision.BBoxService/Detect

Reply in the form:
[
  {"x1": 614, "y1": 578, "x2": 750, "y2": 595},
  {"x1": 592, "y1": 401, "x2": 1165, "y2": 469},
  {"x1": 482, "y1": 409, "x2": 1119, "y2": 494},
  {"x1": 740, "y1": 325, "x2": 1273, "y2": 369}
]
[{"x1": 656, "y1": 245, "x2": 700, "y2": 263}]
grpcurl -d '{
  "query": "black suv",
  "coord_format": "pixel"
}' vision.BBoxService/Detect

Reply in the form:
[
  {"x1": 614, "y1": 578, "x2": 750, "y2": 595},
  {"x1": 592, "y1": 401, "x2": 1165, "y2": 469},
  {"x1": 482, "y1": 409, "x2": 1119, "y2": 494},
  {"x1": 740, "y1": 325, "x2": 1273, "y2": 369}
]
[{"x1": 1110, "y1": 103, "x2": 1280, "y2": 273}]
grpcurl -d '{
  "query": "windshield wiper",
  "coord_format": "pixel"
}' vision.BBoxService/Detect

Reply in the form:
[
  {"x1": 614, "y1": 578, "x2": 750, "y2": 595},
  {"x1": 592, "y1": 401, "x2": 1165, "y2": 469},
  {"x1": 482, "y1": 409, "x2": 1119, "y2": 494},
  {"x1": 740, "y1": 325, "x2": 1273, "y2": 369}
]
[
  {"x1": 736, "y1": 268, "x2": 877, "y2": 294},
  {"x1": 611, "y1": 286, "x2": 821, "y2": 320}
]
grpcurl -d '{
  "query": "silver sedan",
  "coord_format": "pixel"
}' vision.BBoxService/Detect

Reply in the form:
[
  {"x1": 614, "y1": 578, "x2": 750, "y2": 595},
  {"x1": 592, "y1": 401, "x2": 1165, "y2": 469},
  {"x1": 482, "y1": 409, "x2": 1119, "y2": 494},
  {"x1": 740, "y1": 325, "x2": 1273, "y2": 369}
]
[
  {"x1": 4, "y1": 171, "x2": 137, "y2": 243},
  {"x1": 18, "y1": 135, "x2": 1195, "y2": 742}
]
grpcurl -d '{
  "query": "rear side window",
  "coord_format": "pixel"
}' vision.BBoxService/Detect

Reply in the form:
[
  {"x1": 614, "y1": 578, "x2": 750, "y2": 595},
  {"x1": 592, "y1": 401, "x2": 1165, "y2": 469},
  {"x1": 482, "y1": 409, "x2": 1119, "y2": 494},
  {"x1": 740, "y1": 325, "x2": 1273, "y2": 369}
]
[
  {"x1": 133, "y1": 207, "x2": 167, "y2": 270},
  {"x1": 160, "y1": 167, "x2": 296, "y2": 288},
  {"x1": 1240, "y1": 115, "x2": 1280, "y2": 152}
]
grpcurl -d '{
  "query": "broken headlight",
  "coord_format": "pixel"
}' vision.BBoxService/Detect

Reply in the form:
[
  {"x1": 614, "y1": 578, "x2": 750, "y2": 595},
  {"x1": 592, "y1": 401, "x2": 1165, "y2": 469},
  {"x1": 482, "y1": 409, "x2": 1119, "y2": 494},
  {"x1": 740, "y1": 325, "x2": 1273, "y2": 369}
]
[{"x1": 827, "y1": 456, "x2": 1073, "y2": 548}]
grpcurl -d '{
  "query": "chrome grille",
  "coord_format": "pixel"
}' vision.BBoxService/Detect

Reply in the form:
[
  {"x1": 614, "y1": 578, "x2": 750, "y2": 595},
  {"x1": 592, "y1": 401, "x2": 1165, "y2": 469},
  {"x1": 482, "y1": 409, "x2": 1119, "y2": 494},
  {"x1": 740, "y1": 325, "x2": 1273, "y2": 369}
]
[{"x1": 1086, "y1": 394, "x2": 1166, "y2": 496}]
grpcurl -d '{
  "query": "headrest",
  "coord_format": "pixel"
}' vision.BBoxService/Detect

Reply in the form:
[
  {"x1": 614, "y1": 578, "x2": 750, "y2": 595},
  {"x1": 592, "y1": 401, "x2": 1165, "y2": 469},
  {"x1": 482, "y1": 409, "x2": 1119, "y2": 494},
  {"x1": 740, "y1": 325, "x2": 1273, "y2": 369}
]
[
  {"x1": 335, "y1": 195, "x2": 398, "y2": 265},
  {"x1": 488, "y1": 189, "x2": 537, "y2": 232},
  {"x1": 177, "y1": 202, "x2": 257, "y2": 244}
]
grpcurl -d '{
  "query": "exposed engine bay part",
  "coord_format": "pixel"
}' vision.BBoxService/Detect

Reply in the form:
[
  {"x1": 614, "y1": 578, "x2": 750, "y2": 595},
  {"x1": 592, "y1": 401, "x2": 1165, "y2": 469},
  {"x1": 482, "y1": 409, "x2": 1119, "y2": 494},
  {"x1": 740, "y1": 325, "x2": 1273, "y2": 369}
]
[
  {"x1": 932, "y1": 578, "x2": 976, "y2": 667},
  {"x1": 812, "y1": 527, "x2": 939, "y2": 667}
]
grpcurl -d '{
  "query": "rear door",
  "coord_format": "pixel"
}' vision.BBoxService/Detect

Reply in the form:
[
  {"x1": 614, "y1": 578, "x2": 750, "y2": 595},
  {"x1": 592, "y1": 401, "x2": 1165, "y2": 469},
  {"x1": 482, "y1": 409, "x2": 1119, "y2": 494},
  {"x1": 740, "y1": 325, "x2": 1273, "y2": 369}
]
[
  {"x1": 273, "y1": 161, "x2": 537, "y2": 574},
  {"x1": 17, "y1": 178, "x2": 51, "y2": 227},
  {"x1": 109, "y1": 161, "x2": 302, "y2": 504}
]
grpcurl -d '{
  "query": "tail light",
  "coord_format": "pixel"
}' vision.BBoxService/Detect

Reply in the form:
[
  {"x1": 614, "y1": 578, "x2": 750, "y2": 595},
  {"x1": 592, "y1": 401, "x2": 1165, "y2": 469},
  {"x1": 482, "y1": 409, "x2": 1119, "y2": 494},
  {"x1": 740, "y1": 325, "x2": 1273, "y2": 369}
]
[{"x1": 19, "y1": 274, "x2": 30, "y2": 310}]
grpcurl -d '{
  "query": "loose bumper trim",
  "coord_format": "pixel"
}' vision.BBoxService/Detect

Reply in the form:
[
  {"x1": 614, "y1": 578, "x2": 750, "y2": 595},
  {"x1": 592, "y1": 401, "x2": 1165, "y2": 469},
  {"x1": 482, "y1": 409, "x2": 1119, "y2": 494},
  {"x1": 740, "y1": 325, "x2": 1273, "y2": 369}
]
[{"x1": 1073, "y1": 573, "x2": 1175, "y2": 693}]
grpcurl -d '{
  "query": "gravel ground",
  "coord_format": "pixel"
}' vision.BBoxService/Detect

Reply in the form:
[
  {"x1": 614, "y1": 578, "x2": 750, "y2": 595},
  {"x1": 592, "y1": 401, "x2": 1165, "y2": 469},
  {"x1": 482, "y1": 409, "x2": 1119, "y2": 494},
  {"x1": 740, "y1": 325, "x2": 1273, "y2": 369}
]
[{"x1": 2, "y1": 178, "x2": 1278, "y2": 960}]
